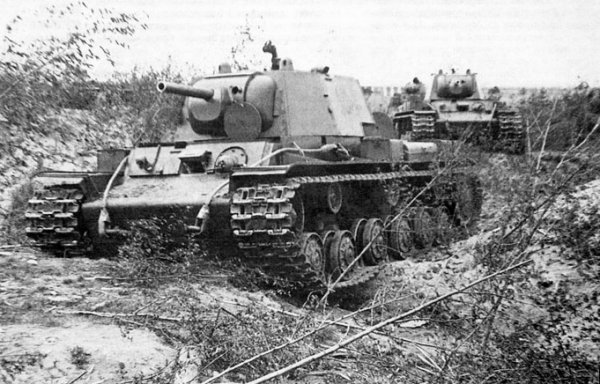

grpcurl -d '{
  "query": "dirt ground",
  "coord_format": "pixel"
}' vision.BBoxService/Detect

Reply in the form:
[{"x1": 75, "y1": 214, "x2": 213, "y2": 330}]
[
  {"x1": 0, "y1": 248, "x2": 301, "y2": 383},
  {"x1": 0, "y1": 250, "x2": 174, "y2": 383},
  {"x1": 2, "y1": 196, "x2": 597, "y2": 384}
]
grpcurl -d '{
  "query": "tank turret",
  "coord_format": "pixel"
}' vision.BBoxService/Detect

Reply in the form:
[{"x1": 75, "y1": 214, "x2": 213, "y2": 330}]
[
  {"x1": 158, "y1": 47, "x2": 373, "y2": 144},
  {"x1": 431, "y1": 71, "x2": 479, "y2": 100}
]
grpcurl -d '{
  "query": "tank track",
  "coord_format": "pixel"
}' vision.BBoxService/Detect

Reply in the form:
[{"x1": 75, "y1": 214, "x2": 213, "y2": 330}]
[
  {"x1": 230, "y1": 181, "x2": 380, "y2": 291},
  {"x1": 497, "y1": 111, "x2": 525, "y2": 154},
  {"x1": 229, "y1": 169, "x2": 469, "y2": 291},
  {"x1": 25, "y1": 186, "x2": 90, "y2": 256},
  {"x1": 411, "y1": 111, "x2": 436, "y2": 140}
]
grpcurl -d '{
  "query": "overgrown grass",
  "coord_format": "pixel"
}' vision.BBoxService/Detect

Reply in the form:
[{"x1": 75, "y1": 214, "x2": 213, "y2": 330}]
[
  {"x1": 519, "y1": 85, "x2": 600, "y2": 151},
  {"x1": 421, "y1": 139, "x2": 600, "y2": 383},
  {"x1": 0, "y1": 180, "x2": 34, "y2": 245},
  {"x1": 113, "y1": 218, "x2": 211, "y2": 287}
]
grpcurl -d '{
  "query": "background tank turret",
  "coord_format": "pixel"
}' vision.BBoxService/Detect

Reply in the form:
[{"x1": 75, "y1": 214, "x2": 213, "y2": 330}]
[
  {"x1": 392, "y1": 70, "x2": 525, "y2": 154},
  {"x1": 24, "y1": 43, "x2": 482, "y2": 292}
]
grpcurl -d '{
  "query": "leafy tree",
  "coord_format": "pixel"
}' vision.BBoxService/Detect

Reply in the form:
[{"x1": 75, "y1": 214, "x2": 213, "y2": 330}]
[
  {"x1": 100, "y1": 64, "x2": 185, "y2": 144},
  {"x1": 0, "y1": 1, "x2": 147, "y2": 129}
]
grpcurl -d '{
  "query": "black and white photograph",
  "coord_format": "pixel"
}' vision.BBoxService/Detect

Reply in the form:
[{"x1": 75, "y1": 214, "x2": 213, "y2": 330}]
[{"x1": 0, "y1": 1, "x2": 598, "y2": 383}]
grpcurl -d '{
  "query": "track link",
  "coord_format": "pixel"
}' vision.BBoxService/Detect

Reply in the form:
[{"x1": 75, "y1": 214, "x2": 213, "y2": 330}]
[
  {"x1": 411, "y1": 111, "x2": 437, "y2": 140},
  {"x1": 25, "y1": 186, "x2": 89, "y2": 256},
  {"x1": 497, "y1": 111, "x2": 525, "y2": 154}
]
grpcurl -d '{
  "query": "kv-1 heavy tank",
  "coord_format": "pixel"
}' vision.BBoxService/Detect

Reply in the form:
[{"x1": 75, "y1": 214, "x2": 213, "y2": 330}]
[
  {"x1": 25, "y1": 42, "x2": 482, "y2": 290},
  {"x1": 392, "y1": 70, "x2": 525, "y2": 154}
]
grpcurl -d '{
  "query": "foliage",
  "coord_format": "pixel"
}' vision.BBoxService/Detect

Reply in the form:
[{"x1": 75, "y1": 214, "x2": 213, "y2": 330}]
[
  {"x1": 0, "y1": 352, "x2": 46, "y2": 381},
  {"x1": 69, "y1": 346, "x2": 91, "y2": 369},
  {"x1": 425, "y1": 143, "x2": 600, "y2": 384},
  {"x1": 0, "y1": 2, "x2": 147, "y2": 130},
  {"x1": 114, "y1": 218, "x2": 205, "y2": 287},
  {"x1": 177, "y1": 304, "x2": 317, "y2": 381},
  {"x1": 552, "y1": 195, "x2": 600, "y2": 261},
  {"x1": 448, "y1": 335, "x2": 598, "y2": 384},
  {"x1": 0, "y1": 181, "x2": 34, "y2": 245},
  {"x1": 229, "y1": 14, "x2": 266, "y2": 71},
  {"x1": 99, "y1": 65, "x2": 185, "y2": 143},
  {"x1": 518, "y1": 85, "x2": 600, "y2": 151}
]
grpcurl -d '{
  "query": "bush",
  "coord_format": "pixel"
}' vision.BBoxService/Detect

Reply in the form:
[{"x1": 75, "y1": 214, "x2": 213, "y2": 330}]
[
  {"x1": 114, "y1": 218, "x2": 204, "y2": 287},
  {"x1": 97, "y1": 66, "x2": 186, "y2": 143},
  {"x1": 0, "y1": 2, "x2": 147, "y2": 134},
  {"x1": 0, "y1": 181, "x2": 34, "y2": 245},
  {"x1": 69, "y1": 346, "x2": 91, "y2": 369},
  {"x1": 519, "y1": 85, "x2": 600, "y2": 151}
]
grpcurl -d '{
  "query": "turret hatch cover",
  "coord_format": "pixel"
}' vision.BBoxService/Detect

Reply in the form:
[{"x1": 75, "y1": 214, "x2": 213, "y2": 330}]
[{"x1": 224, "y1": 102, "x2": 262, "y2": 140}]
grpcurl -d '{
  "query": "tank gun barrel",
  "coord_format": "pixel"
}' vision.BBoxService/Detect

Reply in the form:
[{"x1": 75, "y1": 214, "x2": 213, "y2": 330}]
[{"x1": 157, "y1": 81, "x2": 215, "y2": 100}]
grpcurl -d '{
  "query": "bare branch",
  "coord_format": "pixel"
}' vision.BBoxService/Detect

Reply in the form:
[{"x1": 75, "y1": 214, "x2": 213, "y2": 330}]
[
  {"x1": 57, "y1": 309, "x2": 186, "y2": 323},
  {"x1": 245, "y1": 259, "x2": 533, "y2": 384},
  {"x1": 536, "y1": 98, "x2": 558, "y2": 171}
]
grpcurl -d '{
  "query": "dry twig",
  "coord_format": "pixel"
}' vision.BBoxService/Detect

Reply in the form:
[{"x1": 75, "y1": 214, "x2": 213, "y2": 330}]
[
  {"x1": 57, "y1": 309, "x2": 186, "y2": 323},
  {"x1": 242, "y1": 259, "x2": 532, "y2": 384},
  {"x1": 66, "y1": 365, "x2": 94, "y2": 384}
]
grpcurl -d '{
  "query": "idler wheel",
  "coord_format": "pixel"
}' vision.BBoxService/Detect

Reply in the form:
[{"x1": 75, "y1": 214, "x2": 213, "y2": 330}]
[
  {"x1": 361, "y1": 218, "x2": 388, "y2": 265},
  {"x1": 299, "y1": 232, "x2": 325, "y2": 280},
  {"x1": 388, "y1": 215, "x2": 413, "y2": 259},
  {"x1": 432, "y1": 206, "x2": 452, "y2": 246},
  {"x1": 326, "y1": 183, "x2": 343, "y2": 214},
  {"x1": 411, "y1": 207, "x2": 434, "y2": 249},
  {"x1": 325, "y1": 230, "x2": 356, "y2": 280}
]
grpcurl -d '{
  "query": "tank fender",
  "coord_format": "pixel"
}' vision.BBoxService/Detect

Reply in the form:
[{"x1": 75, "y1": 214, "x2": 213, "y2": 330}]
[
  {"x1": 360, "y1": 137, "x2": 404, "y2": 162},
  {"x1": 31, "y1": 174, "x2": 111, "y2": 200},
  {"x1": 33, "y1": 176, "x2": 86, "y2": 188}
]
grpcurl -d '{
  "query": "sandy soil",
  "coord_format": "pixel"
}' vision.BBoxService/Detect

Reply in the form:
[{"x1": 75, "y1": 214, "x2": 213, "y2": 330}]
[
  {"x1": 2, "y1": 221, "x2": 596, "y2": 383},
  {"x1": 0, "y1": 248, "x2": 298, "y2": 383}
]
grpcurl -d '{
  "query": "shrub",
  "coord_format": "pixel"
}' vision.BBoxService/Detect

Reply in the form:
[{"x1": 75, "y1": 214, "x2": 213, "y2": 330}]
[{"x1": 0, "y1": 181, "x2": 34, "y2": 244}]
